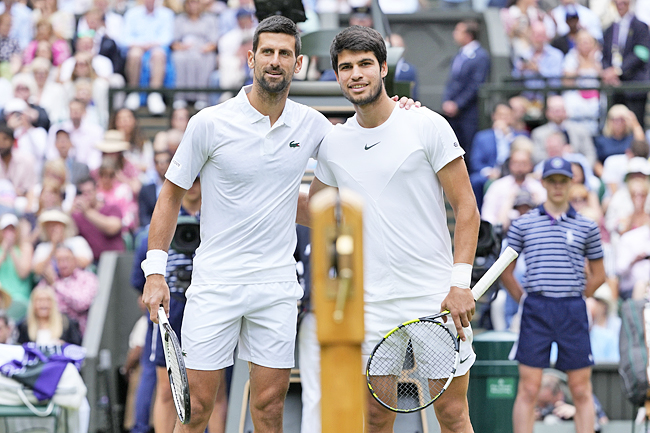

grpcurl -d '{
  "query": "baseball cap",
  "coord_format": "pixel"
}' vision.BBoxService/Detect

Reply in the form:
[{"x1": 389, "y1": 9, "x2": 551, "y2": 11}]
[
  {"x1": 565, "y1": 5, "x2": 579, "y2": 19},
  {"x1": 3, "y1": 98, "x2": 28, "y2": 115},
  {"x1": 542, "y1": 157, "x2": 573, "y2": 179},
  {"x1": 0, "y1": 213, "x2": 18, "y2": 230},
  {"x1": 625, "y1": 157, "x2": 650, "y2": 177},
  {"x1": 513, "y1": 190, "x2": 535, "y2": 208}
]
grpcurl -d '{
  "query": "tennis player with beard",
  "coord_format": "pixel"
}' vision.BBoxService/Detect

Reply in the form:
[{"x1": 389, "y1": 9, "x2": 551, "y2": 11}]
[{"x1": 307, "y1": 26, "x2": 480, "y2": 433}]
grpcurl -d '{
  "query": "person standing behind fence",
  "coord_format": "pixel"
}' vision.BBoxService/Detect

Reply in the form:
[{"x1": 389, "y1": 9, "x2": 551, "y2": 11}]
[
  {"x1": 501, "y1": 156, "x2": 606, "y2": 433},
  {"x1": 442, "y1": 20, "x2": 490, "y2": 159},
  {"x1": 601, "y1": 0, "x2": 650, "y2": 127}
]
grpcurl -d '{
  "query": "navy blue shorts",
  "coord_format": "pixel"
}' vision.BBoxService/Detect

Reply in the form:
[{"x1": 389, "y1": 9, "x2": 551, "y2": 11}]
[
  {"x1": 514, "y1": 294, "x2": 593, "y2": 371},
  {"x1": 154, "y1": 294, "x2": 186, "y2": 368}
]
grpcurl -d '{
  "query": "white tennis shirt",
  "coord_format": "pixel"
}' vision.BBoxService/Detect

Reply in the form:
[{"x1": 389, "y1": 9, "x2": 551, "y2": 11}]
[
  {"x1": 166, "y1": 86, "x2": 332, "y2": 285},
  {"x1": 315, "y1": 104, "x2": 465, "y2": 302}
]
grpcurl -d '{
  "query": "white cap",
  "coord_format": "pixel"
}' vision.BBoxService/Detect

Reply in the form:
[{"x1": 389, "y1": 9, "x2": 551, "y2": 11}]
[
  {"x1": 626, "y1": 157, "x2": 650, "y2": 177},
  {"x1": 3, "y1": 98, "x2": 28, "y2": 115},
  {"x1": 0, "y1": 213, "x2": 18, "y2": 230}
]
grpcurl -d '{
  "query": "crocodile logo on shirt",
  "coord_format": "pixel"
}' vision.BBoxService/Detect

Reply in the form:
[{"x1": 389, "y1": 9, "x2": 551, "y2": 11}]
[{"x1": 289, "y1": 141, "x2": 300, "y2": 148}]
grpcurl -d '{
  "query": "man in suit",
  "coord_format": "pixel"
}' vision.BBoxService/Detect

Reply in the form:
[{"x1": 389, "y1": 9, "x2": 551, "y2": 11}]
[
  {"x1": 138, "y1": 149, "x2": 171, "y2": 228},
  {"x1": 469, "y1": 102, "x2": 517, "y2": 211},
  {"x1": 531, "y1": 95, "x2": 596, "y2": 166},
  {"x1": 602, "y1": 0, "x2": 650, "y2": 126},
  {"x1": 53, "y1": 129, "x2": 90, "y2": 186},
  {"x1": 442, "y1": 20, "x2": 491, "y2": 159}
]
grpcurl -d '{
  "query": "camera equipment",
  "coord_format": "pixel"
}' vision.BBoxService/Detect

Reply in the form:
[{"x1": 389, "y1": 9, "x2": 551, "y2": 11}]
[
  {"x1": 171, "y1": 215, "x2": 200, "y2": 255},
  {"x1": 253, "y1": 0, "x2": 306, "y2": 24}
]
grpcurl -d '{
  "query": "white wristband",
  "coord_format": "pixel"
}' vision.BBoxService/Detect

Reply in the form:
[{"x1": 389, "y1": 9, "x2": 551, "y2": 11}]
[
  {"x1": 450, "y1": 263, "x2": 472, "y2": 289},
  {"x1": 142, "y1": 249, "x2": 168, "y2": 278}
]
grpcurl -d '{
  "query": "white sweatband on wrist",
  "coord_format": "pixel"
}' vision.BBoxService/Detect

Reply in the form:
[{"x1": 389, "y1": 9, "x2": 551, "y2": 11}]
[
  {"x1": 450, "y1": 263, "x2": 473, "y2": 289},
  {"x1": 141, "y1": 249, "x2": 168, "y2": 278}
]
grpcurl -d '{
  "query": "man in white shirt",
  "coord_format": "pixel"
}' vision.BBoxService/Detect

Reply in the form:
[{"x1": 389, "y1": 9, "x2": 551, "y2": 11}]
[
  {"x1": 308, "y1": 25, "x2": 480, "y2": 433},
  {"x1": 140, "y1": 16, "x2": 417, "y2": 433}
]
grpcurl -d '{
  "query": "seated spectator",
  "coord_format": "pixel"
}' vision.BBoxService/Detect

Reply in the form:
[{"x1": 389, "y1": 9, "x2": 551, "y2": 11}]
[
  {"x1": 109, "y1": 109, "x2": 153, "y2": 183},
  {"x1": 94, "y1": 157, "x2": 137, "y2": 231},
  {"x1": 60, "y1": 52, "x2": 111, "y2": 129},
  {"x1": 39, "y1": 245, "x2": 98, "y2": 334},
  {"x1": 29, "y1": 158, "x2": 77, "y2": 214},
  {"x1": 561, "y1": 30, "x2": 602, "y2": 136},
  {"x1": 29, "y1": 58, "x2": 68, "y2": 125},
  {"x1": 171, "y1": 0, "x2": 218, "y2": 109},
  {"x1": 586, "y1": 289, "x2": 620, "y2": 363},
  {"x1": 76, "y1": 0, "x2": 124, "y2": 47},
  {"x1": 550, "y1": 5, "x2": 580, "y2": 55},
  {"x1": 3, "y1": 97, "x2": 48, "y2": 178},
  {"x1": 72, "y1": 176, "x2": 124, "y2": 263},
  {"x1": 501, "y1": 0, "x2": 556, "y2": 63},
  {"x1": 0, "y1": 0, "x2": 33, "y2": 51},
  {"x1": 568, "y1": 182, "x2": 601, "y2": 222},
  {"x1": 535, "y1": 370, "x2": 609, "y2": 430},
  {"x1": 60, "y1": 31, "x2": 117, "y2": 82},
  {"x1": 551, "y1": 0, "x2": 602, "y2": 42},
  {"x1": 614, "y1": 177, "x2": 650, "y2": 235},
  {"x1": 9, "y1": 73, "x2": 51, "y2": 131},
  {"x1": 508, "y1": 95, "x2": 532, "y2": 136},
  {"x1": 78, "y1": 8, "x2": 125, "y2": 77},
  {"x1": 530, "y1": 95, "x2": 596, "y2": 166},
  {"x1": 31, "y1": 0, "x2": 75, "y2": 42},
  {"x1": 601, "y1": 138, "x2": 649, "y2": 196},
  {"x1": 93, "y1": 129, "x2": 141, "y2": 197},
  {"x1": 0, "y1": 123, "x2": 37, "y2": 198},
  {"x1": 138, "y1": 150, "x2": 170, "y2": 228},
  {"x1": 47, "y1": 98, "x2": 104, "y2": 170},
  {"x1": 0, "y1": 13, "x2": 21, "y2": 80},
  {"x1": 32, "y1": 208, "x2": 93, "y2": 276},
  {"x1": 122, "y1": 0, "x2": 174, "y2": 115},
  {"x1": 512, "y1": 22, "x2": 564, "y2": 90},
  {"x1": 0, "y1": 213, "x2": 33, "y2": 322},
  {"x1": 152, "y1": 105, "x2": 190, "y2": 155},
  {"x1": 16, "y1": 284, "x2": 82, "y2": 345},
  {"x1": 469, "y1": 102, "x2": 519, "y2": 210},
  {"x1": 594, "y1": 105, "x2": 646, "y2": 172},
  {"x1": 51, "y1": 128, "x2": 91, "y2": 187},
  {"x1": 481, "y1": 137, "x2": 546, "y2": 228},
  {"x1": 23, "y1": 19, "x2": 70, "y2": 67},
  {"x1": 605, "y1": 157, "x2": 650, "y2": 242},
  {"x1": 615, "y1": 196, "x2": 650, "y2": 300}
]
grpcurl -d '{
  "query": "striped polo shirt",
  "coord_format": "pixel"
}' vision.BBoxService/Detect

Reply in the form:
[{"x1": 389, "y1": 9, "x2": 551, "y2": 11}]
[{"x1": 507, "y1": 204, "x2": 603, "y2": 298}]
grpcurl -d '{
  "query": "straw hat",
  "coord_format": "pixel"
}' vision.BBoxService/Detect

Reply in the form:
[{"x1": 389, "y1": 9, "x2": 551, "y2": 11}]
[
  {"x1": 0, "y1": 213, "x2": 18, "y2": 230},
  {"x1": 95, "y1": 130, "x2": 130, "y2": 153},
  {"x1": 37, "y1": 209, "x2": 76, "y2": 239}
]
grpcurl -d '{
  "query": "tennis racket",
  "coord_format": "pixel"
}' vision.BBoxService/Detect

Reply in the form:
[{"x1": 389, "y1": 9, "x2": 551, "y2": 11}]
[
  {"x1": 158, "y1": 306, "x2": 191, "y2": 424},
  {"x1": 366, "y1": 246, "x2": 518, "y2": 413}
]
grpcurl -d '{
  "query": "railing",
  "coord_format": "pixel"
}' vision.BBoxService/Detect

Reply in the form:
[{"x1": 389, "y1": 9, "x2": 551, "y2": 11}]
[{"x1": 478, "y1": 79, "x2": 650, "y2": 129}]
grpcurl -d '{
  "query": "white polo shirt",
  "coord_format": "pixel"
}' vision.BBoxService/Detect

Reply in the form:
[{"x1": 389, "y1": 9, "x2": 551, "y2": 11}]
[
  {"x1": 315, "y1": 104, "x2": 464, "y2": 302},
  {"x1": 166, "y1": 86, "x2": 332, "y2": 285}
]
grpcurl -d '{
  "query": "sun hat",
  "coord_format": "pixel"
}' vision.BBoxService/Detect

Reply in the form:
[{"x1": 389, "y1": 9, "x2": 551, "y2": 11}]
[{"x1": 95, "y1": 130, "x2": 130, "y2": 153}]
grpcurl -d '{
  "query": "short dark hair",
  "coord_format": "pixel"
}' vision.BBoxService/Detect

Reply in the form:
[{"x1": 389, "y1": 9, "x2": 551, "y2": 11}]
[
  {"x1": 76, "y1": 176, "x2": 96, "y2": 189},
  {"x1": 0, "y1": 123, "x2": 14, "y2": 140},
  {"x1": 252, "y1": 15, "x2": 301, "y2": 56},
  {"x1": 55, "y1": 128, "x2": 70, "y2": 138},
  {"x1": 330, "y1": 25, "x2": 387, "y2": 71},
  {"x1": 630, "y1": 139, "x2": 650, "y2": 159},
  {"x1": 461, "y1": 20, "x2": 480, "y2": 41}
]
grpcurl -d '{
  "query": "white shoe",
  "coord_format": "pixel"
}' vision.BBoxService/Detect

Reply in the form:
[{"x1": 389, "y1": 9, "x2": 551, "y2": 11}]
[
  {"x1": 147, "y1": 92, "x2": 166, "y2": 115},
  {"x1": 124, "y1": 92, "x2": 141, "y2": 110}
]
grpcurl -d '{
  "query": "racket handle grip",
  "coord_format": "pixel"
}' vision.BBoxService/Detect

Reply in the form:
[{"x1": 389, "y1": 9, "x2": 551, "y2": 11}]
[{"x1": 471, "y1": 246, "x2": 518, "y2": 301}]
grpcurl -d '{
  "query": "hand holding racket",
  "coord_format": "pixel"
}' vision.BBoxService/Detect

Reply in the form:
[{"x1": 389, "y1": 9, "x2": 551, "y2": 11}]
[
  {"x1": 366, "y1": 246, "x2": 518, "y2": 413},
  {"x1": 158, "y1": 306, "x2": 191, "y2": 424}
]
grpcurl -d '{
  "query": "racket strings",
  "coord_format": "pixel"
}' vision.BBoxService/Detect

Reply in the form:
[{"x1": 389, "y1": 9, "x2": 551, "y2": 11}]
[
  {"x1": 164, "y1": 328, "x2": 188, "y2": 421},
  {"x1": 367, "y1": 321, "x2": 458, "y2": 411}
]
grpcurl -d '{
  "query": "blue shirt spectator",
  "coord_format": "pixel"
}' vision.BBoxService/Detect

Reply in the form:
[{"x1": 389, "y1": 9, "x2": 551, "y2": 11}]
[{"x1": 0, "y1": 0, "x2": 33, "y2": 50}]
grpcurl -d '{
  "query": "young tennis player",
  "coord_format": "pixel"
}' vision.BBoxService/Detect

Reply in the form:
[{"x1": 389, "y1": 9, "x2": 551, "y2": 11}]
[
  {"x1": 141, "y1": 15, "x2": 417, "y2": 433},
  {"x1": 307, "y1": 25, "x2": 480, "y2": 433},
  {"x1": 500, "y1": 157, "x2": 606, "y2": 433}
]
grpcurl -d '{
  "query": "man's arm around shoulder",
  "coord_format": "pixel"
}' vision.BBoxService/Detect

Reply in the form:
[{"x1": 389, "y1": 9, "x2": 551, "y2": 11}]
[
  {"x1": 296, "y1": 177, "x2": 335, "y2": 227},
  {"x1": 142, "y1": 179, "x2": 186, "y2": 321}
]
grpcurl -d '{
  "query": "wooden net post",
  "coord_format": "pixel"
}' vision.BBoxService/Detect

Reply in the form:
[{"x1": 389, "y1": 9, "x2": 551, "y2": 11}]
[{"x1": 310, "y1": 188, "x2": 365, "y2": 432}]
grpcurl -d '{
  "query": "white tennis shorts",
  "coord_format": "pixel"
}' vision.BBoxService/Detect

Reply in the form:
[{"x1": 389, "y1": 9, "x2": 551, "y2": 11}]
[
  {"x1": 181, "y1": 281, "x2": 303, "y2": 371},
  {"x1": 363, "y1": 293, "x2": 476, "y2": 377}
]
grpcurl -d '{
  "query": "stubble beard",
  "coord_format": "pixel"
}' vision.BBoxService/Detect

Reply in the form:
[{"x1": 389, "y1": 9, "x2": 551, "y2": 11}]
[
  {"x1": 342, "y1": 80, "x2": 384, "y2": 107},
  {"x1": 256, "y1": 67, "x2": 292, "y2": 96}
]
